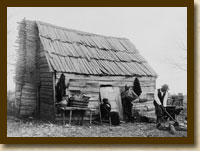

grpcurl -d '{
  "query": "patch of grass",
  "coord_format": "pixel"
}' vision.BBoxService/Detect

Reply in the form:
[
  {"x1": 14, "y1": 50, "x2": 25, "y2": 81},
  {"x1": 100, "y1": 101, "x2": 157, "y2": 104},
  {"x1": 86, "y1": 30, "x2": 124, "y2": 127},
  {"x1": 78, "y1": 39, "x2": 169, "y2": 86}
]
[{"x1": 7, "y1": 116, "x2": 187, "y2": 137}]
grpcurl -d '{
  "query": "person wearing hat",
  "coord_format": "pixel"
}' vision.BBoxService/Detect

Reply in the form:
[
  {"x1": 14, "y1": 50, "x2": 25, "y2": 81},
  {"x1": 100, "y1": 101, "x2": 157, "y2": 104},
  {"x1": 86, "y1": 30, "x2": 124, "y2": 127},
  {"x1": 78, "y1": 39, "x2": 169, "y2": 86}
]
[{"x1": 153, "y1": 84, "x2": 169, "y2": 128}]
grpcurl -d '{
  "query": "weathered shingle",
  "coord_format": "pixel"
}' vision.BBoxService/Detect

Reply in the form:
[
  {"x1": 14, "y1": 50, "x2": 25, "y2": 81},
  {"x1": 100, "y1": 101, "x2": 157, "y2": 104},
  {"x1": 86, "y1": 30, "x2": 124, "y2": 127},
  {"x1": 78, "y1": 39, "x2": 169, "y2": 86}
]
[{"x1": 36, "y1": 21, "x2": 157, "y2": 77}]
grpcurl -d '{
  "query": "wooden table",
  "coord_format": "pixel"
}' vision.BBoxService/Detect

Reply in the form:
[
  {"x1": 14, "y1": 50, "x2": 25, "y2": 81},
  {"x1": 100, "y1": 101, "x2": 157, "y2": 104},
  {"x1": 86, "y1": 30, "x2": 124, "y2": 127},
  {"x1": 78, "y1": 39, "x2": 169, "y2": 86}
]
[{"x1": 59, "y1": 106, "x2": 91, "y2": 125}]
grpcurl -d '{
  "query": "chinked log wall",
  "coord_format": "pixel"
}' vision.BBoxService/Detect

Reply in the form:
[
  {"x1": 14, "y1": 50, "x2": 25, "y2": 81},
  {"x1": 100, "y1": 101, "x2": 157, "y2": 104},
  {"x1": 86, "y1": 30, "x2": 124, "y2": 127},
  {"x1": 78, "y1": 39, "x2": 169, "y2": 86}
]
[
  {"x1": 55, "y1": 73, "x2": 156, "y2": 121},
  {"x1": 38, "y1": 41, "x2": 55, "y2": 121},
  {"x1": 16, "y1": 20, "x2": 39, "y2": 116}
]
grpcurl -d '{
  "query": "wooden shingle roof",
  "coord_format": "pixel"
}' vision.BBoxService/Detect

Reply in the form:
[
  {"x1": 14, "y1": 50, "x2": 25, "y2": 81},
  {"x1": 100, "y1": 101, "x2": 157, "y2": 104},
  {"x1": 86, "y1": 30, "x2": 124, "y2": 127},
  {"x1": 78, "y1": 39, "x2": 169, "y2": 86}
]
[{"x1": 36, "y1": 21, "x2": 157, "y2": 77}]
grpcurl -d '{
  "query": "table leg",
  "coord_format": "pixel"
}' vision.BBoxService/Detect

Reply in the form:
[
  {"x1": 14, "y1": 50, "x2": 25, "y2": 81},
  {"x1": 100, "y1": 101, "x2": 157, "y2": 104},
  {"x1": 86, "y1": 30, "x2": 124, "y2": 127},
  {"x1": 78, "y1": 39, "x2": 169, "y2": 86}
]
[
  {"x1": 109, "y1": 116, "x2": 111, "y2": 125},
  {"x1": 90, "y1": 110, "x2": 92, "y2": 124},
  {"x1": 81, "y1": 111, "x2": 84, "y2": 125},
  {"x1": 63, "y1": 112, "x2": 65, "y2": 125},
  {"x1": 69, "y1": 110, "x2": 72, "y2": 125}
]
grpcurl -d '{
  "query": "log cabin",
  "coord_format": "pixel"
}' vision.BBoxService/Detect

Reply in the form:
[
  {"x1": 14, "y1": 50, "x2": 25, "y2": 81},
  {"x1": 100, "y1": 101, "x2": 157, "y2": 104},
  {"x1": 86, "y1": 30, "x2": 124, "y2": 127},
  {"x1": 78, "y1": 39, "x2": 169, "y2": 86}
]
[{"x1": 15, "y1": 19, "x2": 157, "y2": 122}]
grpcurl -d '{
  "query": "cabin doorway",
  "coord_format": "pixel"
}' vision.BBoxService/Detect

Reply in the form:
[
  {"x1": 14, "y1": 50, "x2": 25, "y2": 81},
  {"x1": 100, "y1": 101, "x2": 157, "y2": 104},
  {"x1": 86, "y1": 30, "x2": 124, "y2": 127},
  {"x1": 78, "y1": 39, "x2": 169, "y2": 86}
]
[{"x1": 100, "y1": 86, "x2": 123, "y2": 120}]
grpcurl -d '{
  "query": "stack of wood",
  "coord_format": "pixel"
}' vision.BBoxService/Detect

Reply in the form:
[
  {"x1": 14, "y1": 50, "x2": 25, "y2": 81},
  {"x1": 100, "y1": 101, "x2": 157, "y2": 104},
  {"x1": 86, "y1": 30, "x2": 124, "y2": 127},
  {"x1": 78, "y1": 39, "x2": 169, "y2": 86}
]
[{"x1": 132, "y1": 99, "x2": 155, "y2": 118}]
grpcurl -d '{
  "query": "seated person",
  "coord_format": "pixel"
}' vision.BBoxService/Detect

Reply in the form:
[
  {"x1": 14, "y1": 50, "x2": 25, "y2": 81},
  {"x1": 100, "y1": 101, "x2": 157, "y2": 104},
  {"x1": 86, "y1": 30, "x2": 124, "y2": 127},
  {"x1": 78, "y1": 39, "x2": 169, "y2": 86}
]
[{"x1": 100, "y1": 98, "x2": 111, "y2": 120}]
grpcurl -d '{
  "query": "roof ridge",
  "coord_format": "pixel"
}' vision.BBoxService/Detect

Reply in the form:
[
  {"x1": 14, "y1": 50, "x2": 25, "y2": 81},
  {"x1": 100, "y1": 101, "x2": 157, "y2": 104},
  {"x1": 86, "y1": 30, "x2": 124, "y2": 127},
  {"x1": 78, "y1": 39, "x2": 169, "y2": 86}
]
[{"x1": 36, "y1": 20, "x2": 129, "y2": 40}]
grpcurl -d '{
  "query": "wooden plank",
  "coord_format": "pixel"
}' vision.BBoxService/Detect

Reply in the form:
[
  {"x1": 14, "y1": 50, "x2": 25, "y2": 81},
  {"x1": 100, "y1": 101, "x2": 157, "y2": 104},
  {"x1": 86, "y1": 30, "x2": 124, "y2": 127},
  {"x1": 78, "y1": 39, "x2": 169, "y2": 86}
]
[
  {"x1": 40, "y1": 87, "x2": 53, "y2": 93},
  {"x1": 39, "y1": 63, "x2": 49, "y2": 68},
  {"x1": 23, "y1": 82, "x2": 35, "y2": 87},
  {"x1": 20, "y1": 105, "x2": 36, "y2": 111},
  {"x1": 59, "y1": 56, "x2": 71, "y2": 72},
  {"x1": 21, "y1": 96, "x2": 37, "y2": 101},
  {"x1": 39, "y1": 108, "x2": 51, "y2": 115},
  {"x1": 82, "y1": 59, "x2": 97, "y2": 75},
  {"x1": 52, "y1": 72, "x2": 56, "y2": 121},
  {"x1": 19, "y1": 110, "x2": 34, "y2": 116},
  {"x1": 40, "y1": 89, "x2": 53, "y2": 97},
  {"x1": 69, "y1": 87, "x2": 100, "y2": 93},
  {"x1": 40, "y1": 72, "x2": 53, "y2": 78},
  {"x1": 20, "y1": 102, "x2": 37, "y2": 107},
  {"x1": 40, "y1": 85, "x2": 53, "y2": 89},
  {"x1": 69, "y1": 79, "x2": 87, "y2": 87},
  {"x1": 64, "y1": 57, "x2": 74, "y2": 72},
  {"x1": 39, "y1": 67, "x2": 50, "y2": 73},
  {"x1": 40, "y1": 106, "x2": 53, "y2": 113},
  {"x1": 40, "y1": 107, "x2": 53, "y2": 114},
  {"x1": 39, "y1": 71, "x2": 52, "y2": 74},
  {"x1": 40, "y1": 101, "x2": 53, "y2": 108},
  {"x1": 41, "y1": 81, "x2": 53, "y2": 86},
  {"x1": 40, "y1": 110, "x2": 54, "y2": 119},
  {"x1": 40, "y1": 93, "x2": 53, "y2": 99},
  {"x1": 40, "y1": 77, "x2": 52, "y2": 82},
  {"x1": 21, "y1": 97, "x2": 36, "y2": 103},
  {"x1": 22, "y1": 85, "x2": 36, "y2": 90},
  {"x1": 21, "y1": 87, "x2": 36, "y2": 93},
  {"x1": 57, "y1": 73, "x2": 155, "y2": 82},
  {"x1": 40, "y1": 98, "x2": 54, "y2": 105},
  {"x1": 21, "y1": 91, "x2": 36, "y2": 96}
]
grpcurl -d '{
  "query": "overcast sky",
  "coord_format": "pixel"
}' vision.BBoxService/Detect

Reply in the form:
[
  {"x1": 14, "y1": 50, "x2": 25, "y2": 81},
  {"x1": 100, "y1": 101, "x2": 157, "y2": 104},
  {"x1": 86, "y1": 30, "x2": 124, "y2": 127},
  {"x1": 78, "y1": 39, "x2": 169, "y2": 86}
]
[{"x1": 7, "y1": 7, "x2": 187, "y2": 94}]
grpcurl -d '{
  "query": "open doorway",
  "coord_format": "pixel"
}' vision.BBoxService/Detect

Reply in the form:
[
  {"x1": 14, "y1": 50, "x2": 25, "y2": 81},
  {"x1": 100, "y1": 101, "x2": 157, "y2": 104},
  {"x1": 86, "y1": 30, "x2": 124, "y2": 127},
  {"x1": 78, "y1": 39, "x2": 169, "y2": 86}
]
[{"x1": 100, "y1": 85, "x2": 123, "y2": 120}]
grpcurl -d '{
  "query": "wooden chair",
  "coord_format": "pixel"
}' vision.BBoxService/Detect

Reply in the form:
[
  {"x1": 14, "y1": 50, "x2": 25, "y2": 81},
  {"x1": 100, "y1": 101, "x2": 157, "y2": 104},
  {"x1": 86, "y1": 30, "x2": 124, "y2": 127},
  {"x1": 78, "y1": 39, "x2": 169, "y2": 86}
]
[{"x1": 89, "y1": 102, "x2": 102, "y2": 125}]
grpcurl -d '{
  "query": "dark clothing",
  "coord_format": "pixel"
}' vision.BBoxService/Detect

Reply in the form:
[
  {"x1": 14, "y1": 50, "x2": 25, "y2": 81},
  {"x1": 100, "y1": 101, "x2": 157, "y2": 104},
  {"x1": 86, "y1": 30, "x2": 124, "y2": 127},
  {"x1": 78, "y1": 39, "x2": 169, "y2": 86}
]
[
  {"x1": 110, "y1": 111, "x2": 120, "y2": 126},
  {"x1": 154, "y1": 89, "x2": 167, "y2": 123},
  {"x1": 56, "y1": 74, "x2": 67, "y2": 102},
  {"x1": 123, "y1": 89, "x2": 138, "y2": 122},
  {"x1": 100, "y1": 102, "x2": 111, "y2": 120},
  {"x1": 153, "y1": 100, "x2": 164, "y2": 123},
  {"x1": 157, "y1": 89, "x2": 166, "y2": 105},
  {"x1": 133, "y1": 78, "x2": 142, "y2": 97},
  {"x1": 123, "y1": 100, "x2": 133, "y2": 122}
]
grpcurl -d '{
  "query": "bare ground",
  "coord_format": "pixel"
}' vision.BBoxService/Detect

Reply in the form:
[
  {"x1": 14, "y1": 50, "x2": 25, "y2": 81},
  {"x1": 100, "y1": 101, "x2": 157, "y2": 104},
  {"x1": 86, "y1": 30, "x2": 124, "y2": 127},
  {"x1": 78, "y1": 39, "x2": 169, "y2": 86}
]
[{"x1": 7, "y1": 116, "x2": 187, "y2": 137}]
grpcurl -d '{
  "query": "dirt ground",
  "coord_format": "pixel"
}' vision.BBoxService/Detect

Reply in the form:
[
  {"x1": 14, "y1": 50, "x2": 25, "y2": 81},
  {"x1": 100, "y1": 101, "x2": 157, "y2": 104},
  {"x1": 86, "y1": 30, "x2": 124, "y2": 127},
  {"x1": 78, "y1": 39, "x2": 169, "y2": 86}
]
[{"x1": 7, "y1": 115, "x2": 187, "y2": 137}]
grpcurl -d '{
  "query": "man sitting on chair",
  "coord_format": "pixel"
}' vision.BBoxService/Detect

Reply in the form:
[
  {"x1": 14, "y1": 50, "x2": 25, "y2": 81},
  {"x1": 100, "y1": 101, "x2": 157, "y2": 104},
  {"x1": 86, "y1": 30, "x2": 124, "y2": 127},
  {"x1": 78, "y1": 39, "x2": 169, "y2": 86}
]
[{"x1": 100, "y1": 98, "x2": 111, "y2": 120}]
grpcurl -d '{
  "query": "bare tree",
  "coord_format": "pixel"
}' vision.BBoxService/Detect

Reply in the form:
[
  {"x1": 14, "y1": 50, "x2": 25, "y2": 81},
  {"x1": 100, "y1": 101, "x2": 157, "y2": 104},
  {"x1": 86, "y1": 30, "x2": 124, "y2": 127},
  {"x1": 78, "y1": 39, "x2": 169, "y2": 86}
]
[{"x1": 171, "y1": 41, "x2": 187, "y2": 72}]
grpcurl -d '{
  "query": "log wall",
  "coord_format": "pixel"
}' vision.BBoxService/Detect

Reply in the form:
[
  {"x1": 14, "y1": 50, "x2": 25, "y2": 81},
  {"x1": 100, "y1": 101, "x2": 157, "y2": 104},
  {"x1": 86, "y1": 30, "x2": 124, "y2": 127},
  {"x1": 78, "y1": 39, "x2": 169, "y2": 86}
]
[
  {"x1": 55, "y1": 73, "x2": 156, "y2": 121},
  {"x1": 56, "y1": 73, "x2": 156, "y2": 95},
  {"x1": 15, "y1": 19, "x2": 54, "y2": 119},
  {"x1": 37, "y1": 41, "x2": 54, "y2": 121},
  {"x1": 15, "y1": 20, "x2": 39, "y2": 117}
]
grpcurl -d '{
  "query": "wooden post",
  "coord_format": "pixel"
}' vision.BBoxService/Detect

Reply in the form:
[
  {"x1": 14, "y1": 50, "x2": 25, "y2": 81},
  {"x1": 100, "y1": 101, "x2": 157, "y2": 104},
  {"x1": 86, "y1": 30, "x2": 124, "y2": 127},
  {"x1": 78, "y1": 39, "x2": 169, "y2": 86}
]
[
  {"x1": 90, "y1": 110, "x2": 92, "y2": 124},
  {"x1": 62, "y1": 112, "x2": 65, "y2": 125},
  {"x1": 69, "y1": 110, "x2": 72, "y2": 125},
  {"x1": 99, "y1": 103, "x2": 102, "y2": 124},
  {"x1": 37, "y1": 82, "x2": 41, "y2": 117},
  {"x1": 52, "y1": 71, "x2": 56, "y2": 121}
]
